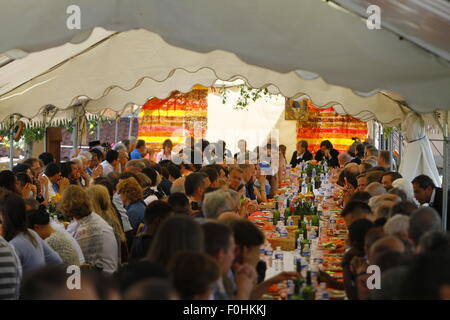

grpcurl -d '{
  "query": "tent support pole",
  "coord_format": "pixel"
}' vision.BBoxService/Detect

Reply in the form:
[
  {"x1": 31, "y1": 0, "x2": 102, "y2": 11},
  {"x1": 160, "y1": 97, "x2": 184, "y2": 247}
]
[
  {"x1": 128, "y1": 116, "x2": 133, "y2": 139},
  {"x1": 72, "y1": 117, "x2": 79, "y2": 150},
  {"x1": 9, "y1": 116, "x2": 14, "y2": 170},
  {"x1": 389, "y1": 132, "x2": 393, "y2": 171},
  {"x1": 97, "y1": 119, "x2": 101, "y2": 141},
  {"x1": 114, "y1": 118, "x2": 119, "y2": 143},
  {"x1": 442, "y1": 110, "x2": 449, "y2": 231}
]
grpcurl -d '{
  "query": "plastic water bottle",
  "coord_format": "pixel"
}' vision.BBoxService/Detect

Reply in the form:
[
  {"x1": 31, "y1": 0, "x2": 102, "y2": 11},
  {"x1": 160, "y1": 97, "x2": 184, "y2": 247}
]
[
  {"x1": 268, "y1": 211, "x2": 273, "y2": 223},
  {"x1": 279, "y1": 225, "x2": 289, "y2": 238},
  {"x1": 274, "y1": 246, "x2": 284, "y2": 271},
  {"x1": 311, "y1": 168, "x2": 316, "y2": 179},
  {"x1": 310, "y1": 264, "x2": 319, "y2": 284},
  {"x1": 301, "y1": 181, "x2": 307, "y2": 194},
  {"x1": 287, "y1": 280, "x2": 295, "y2": 300},
  {"x1": 329, "y1": 215, "x2": 336, "y2": 234},
  {"x1": 265, "y1": 243, "x2": 273, "y2": 268},
  {"x1": 296, "y1": 234, "x2": 303, "y2": 252},
  {"x1": 317, "y1": 283, "x2": 330, "y2": 300},
  {"x1": 302, "y1": 243, "x2": 310, "y2": 258},
  {"x1": 259, "y1": 245, "x2": 266, "y2": 260},
  {"x1": 286, "y1": 216, "x2": 294, "y2": 226},
  {"x1": 308, "y1": 229, "x2": 317, "y2": 240}
]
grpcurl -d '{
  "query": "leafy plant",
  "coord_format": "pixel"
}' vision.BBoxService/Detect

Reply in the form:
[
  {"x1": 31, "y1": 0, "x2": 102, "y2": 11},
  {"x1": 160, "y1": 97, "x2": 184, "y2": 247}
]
[
  {"x1": 220, "y1": 85, "x2": 273, "y2": 110},
  {"x1": 22, "y1": 127, "x2": 46, "y2": 144}
]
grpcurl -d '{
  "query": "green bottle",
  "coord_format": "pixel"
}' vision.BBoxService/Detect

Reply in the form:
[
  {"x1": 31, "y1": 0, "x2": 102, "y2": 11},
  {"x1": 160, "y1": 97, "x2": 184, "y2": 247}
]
[
  {"x1": 284, "y1": 207, "x2": 291, "y2": 224},
  {"x1": 291, "y1": 261, "x2": 304, "y2": 300},
  {"x1": 295, "y1": 219, "x2": 302, "y2": 248},
  {"x1": 273, "y1": 201, "x2": 280, "y2": 225},
  {"x1": 302, "y1": 270, "x2": 316, "y2": 300},
  {"x1": 312, "y1": 214, "x2": 319, "y2": 227}
]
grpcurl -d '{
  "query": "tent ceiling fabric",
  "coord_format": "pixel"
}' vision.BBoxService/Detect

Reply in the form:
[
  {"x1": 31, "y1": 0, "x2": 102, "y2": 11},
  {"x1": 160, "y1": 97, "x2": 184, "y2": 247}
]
[
  {"x1": 333, "y1": 0, "x2": 450, "y2": 62},
  {"x1": 0, "y1": 29, "x2": 406, "y2": 126},
  {"x1": 0, "y1": 28, "x2": 115, "y2": 97},
  {"x1": 1, "y1": 0, "x2": 449, "y2": 114}
]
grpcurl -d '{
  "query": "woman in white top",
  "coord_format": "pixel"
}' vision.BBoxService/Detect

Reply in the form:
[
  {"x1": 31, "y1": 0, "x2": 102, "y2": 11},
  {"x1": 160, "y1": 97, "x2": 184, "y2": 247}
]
[
  {"x1": 156, "y1": 139, "x2": 176, "y2": 163},
  {"x1": 61, "y1": 185, "x2": 119, "y2": 273}
]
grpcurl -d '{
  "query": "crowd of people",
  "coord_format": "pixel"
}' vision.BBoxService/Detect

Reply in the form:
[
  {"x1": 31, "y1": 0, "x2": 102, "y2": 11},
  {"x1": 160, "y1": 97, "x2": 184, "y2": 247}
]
[{"x1": 0, "y1": 136, "x2": 449, "y2": 300}]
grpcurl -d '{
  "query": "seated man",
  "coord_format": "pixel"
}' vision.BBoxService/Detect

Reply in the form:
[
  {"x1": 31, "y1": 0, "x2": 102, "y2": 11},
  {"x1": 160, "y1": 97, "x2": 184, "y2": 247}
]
[
  {"x1": 412, "y1": 174, "x2": 450, "y2": 231},
  {"x1": 341, "y1": 200, "x2": 373, "y2": 228}
]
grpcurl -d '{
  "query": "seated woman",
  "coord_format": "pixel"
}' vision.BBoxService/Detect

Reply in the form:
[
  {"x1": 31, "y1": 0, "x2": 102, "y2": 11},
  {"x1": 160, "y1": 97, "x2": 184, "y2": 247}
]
[
  {"x1": 61, "y1": 185, "x2": 119, "y2": 273},
  {"x1": 0, "y1": 192, "x2": 62, "y2": 275},
  {"x1": 87, "y1": 184, "x2": 128, "y2": 263},
  {"x1": 314, "y1": 140, "x2": 340, "y2": 168},
  {"x1": 26, "y1": 205, "x2": 80, "y2": 266},
  {"x1": 116, "y1": 177, "x2": 146, "y2": 234}
]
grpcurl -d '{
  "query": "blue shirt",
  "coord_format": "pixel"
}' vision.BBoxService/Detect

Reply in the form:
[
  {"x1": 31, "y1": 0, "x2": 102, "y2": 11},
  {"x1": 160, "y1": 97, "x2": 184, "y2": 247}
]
[
  {"x1": 130, "y1": 149, "x2": 142, "y2": 160},
  {"x1": 125, "y1": 201, "x2": 146, "y2": 233},
  {"x1": 9, "y1": 230, "x2": 62, "y2": 275},
  {"x1": 254, "y1": 179, "x2": 271, "y2": 195}
]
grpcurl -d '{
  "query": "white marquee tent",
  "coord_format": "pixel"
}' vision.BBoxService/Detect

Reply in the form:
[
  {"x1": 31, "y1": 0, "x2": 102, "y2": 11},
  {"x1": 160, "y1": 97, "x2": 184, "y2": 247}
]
[{"x1": 0, "y1": 0, "x2": 449, "y2": 227}]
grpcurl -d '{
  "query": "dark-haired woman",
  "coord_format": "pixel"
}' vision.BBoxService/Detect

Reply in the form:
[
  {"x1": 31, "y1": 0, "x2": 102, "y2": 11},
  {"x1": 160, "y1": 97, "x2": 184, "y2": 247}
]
[
  {"x1": 314, "y1": 140, "x2": 340, "y2": 168},
  {"x1": 26, "y1": 206, "x2": 80, "y2": 266},
  {"x1": 0, "y1": 193, "x2": 62, "y2": 275},
  {"x1": 0, "y1": 170, "x2": 19, "y2": 194},
  {"x1": 156, "y1": 139, "x2": 176, "y2": 163}
]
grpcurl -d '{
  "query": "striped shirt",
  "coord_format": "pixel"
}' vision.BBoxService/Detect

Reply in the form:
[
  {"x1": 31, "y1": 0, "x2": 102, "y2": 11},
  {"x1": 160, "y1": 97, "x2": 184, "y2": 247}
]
[{"x1": 0, "y1": 236, "x2": 22, "y2": 300}]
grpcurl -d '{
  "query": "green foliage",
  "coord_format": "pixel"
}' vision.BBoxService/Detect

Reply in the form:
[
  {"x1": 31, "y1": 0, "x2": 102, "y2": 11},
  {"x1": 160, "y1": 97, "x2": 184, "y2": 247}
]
[
  {"x1": 220, "y1": 85, "x2": 273, "y2": 110},
  {"x1": 22, "y1": 127, "x2": 46, "y2": 144}
]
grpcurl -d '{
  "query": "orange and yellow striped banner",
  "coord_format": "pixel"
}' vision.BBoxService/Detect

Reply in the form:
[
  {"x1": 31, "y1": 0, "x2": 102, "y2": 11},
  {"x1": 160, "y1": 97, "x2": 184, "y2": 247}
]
[
  {"x1": 138, "y1": 87, "x2": 208, "y2": 152},
  {"x1": 296, "y1": 101, "x2": 368, "y2": 154}
]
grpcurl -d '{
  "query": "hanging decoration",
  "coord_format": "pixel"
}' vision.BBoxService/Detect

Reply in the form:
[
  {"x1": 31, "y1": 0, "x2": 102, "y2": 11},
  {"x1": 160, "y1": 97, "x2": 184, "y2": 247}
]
[
  {"x1": 138, "y1": 85, "x2": 208, "y2": 151},
  {"x1": 296, "y1": 100, "x2": 368, "y2": 154}
]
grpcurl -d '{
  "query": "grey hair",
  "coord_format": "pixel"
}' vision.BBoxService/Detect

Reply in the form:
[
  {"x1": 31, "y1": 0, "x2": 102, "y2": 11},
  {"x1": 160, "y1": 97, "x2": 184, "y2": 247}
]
[
  {"x1": 202, "y1": 189, "x2": 238, "y2": 220},
  {"x1": 70, "y1": 157, "x2": 82, "y2": 168},
  {"x1": 125, "y1": 159, "x2": 146, "y2": 170},
  {"x1": 364, "y1": 157, "x2": 378, "y2": 167},
  {"x1": 79, "y1": 150, "x2": 92, "y2": 160},
  {"x1": 114, "y1": 142, "x2": 128, "y2": 152},
  {"x1": 409, "y1": 206, "x2": 442, "y2": 246},
  {"x1": 339, "y1": 152, "x2": 352, "y2": 163},
  {"x1": 366, "y1": 182, "x2": 387, "y2": 197},
  {"x1": 384, "y1": 215, "x2": 410, "y2": 236}
]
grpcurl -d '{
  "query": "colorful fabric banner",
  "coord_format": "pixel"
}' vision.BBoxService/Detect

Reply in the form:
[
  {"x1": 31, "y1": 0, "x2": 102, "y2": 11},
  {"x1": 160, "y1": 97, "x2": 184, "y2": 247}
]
[
  {"x1": 138, "y1": 86, "x2": 208, "y2": 152},
  {"x1": 296, "y1": 101, "x2": 368, "y2": 154}
]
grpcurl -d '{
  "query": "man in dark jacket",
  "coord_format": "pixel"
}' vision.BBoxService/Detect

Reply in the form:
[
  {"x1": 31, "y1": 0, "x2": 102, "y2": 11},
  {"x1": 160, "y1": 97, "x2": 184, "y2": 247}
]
[
  {"x1": 412, "y1": 174, "x2": 450, "y2": 231},
  {"x1": 290, "y1": 140, "x2": 313, "y2": 167},
  {"x1": 314, "y1": 140, "x2": 340, "y2": 168}
]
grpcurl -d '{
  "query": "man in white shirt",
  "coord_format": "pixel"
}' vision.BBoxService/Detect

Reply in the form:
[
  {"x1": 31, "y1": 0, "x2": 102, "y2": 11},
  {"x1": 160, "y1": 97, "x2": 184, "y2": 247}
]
[{"x1": 101, "y1": 150, "x2": 119, "y2": 177}]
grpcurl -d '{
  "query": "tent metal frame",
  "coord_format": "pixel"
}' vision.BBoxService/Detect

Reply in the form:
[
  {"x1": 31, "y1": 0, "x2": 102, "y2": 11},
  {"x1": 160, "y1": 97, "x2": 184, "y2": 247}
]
[{"x1": 434, "y1": 111, "x2": 449, "y2": 230}]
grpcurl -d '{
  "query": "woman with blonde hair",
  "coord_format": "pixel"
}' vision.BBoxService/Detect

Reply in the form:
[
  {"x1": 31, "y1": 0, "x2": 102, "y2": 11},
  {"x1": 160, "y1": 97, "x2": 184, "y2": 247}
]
[
  {"x1": 116, "y1": 177, "x2": 146, "y2": 234},
  {"x1": 62, "y1": 185, "x2": 119, "y2": 273},
  {"x1": 86, "y1": 184, "x2": 126, "y2": 245}
]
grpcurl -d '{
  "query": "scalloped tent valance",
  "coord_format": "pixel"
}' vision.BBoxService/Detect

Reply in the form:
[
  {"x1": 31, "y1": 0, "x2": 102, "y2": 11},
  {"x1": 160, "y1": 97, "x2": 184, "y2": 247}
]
[
  {"x1": 1, "y1": 0, "x2": 449, "y2": 115},
  {"x1": 0, "y1": 28, "x2": 408, "y2": 127}
]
